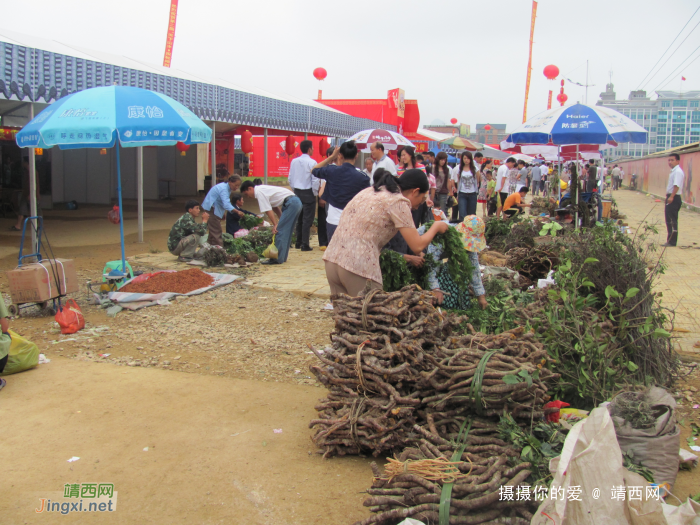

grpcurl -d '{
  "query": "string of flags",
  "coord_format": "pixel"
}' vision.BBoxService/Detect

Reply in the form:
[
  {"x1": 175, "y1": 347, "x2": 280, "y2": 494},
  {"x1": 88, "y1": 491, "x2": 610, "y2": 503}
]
[{"x1": 565, "y1": 78, "x2": 596, "y2": 87}]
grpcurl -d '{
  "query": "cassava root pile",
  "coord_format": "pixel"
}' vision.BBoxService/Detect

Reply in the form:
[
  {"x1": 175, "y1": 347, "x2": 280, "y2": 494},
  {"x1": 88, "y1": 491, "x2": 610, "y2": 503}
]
[
  {"x1": 309, "y1": 285, "x2": 560, "y2": 459},
  {"x1": 354, "y1": 424, "x2": 537, "y2": 525}
]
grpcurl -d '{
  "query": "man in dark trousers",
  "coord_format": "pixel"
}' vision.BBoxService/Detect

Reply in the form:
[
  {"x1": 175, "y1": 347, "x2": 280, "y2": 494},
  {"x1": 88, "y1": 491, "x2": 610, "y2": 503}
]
[
  {"x1": 288, "y1": 140, "x2": 317, "y2": 251},
  {"x1": 587, "y1": 161, "x2": 598, "y2": 193},
  {"x1": 664, "y1": 153, "x2": 685, "y2": 247},
  {"x1": 311, "y1": 141, "x2": 370, "y2": 243}
]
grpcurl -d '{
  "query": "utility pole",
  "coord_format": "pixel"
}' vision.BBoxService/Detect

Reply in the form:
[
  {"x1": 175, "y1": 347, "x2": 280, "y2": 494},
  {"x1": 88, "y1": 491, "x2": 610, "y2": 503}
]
[{"x1": 585, "y1": 61, "x2": 589, "y2": 105}]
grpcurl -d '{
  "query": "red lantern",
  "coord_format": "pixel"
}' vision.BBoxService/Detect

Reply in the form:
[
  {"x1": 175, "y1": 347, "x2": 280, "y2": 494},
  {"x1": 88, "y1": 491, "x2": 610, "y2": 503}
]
[
  {"x1": 313, "y1": 68, "x2": 327, "y2": 81},
  {"x1": 557, "y1": 93, "x2": 568, "y2": 106},
  {"x1": 176, "y1": 141, "x2": 190, "y2": 156},
  {"x1": 543, "y1": 65, "x2": 559, "y2": 80},
  {"x1": 318, "y1": 137, "x2": 330, "y2": 157},
  {"x1": 285, "y1": 135, "x2": 296, "y2": 156},
  {"x1": 450, "y1": 118, "x2": 458, "y2": 125},
  {"x1": 241, "y1": 130, "x2": 253, "y2": 154},
  {"x1": 484, "y1": 124, "x2": 492, "y2": 131}
]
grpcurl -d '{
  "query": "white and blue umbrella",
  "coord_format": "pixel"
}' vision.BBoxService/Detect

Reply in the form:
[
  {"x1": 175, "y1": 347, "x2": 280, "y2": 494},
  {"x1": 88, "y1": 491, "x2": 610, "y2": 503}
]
[
  {"x1": 16, "y1": 86, "x2": 212, "y2": 275},
  {"x1": 506, "y1": 103, "x2": 648, "y2": 145}
]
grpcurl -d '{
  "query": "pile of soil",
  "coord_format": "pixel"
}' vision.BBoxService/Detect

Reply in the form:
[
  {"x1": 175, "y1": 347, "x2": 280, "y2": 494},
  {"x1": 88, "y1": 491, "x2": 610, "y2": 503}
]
[{"x1": 120, "y1": 269, "x2": 214, "y2": 294}]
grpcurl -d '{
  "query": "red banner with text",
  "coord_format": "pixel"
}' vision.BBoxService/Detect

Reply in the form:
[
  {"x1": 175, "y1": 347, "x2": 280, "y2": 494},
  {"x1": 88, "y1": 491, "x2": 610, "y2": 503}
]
[
  {"x1": 163, "y1": 0, "x2": 178, "y2": 67},
  {"x1": 251, "y1": 136, "x2": 325, "y2": 178}
]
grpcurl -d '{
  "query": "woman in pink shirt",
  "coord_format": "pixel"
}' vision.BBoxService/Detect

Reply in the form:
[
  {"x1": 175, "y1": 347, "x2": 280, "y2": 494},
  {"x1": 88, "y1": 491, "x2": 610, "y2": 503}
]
[{"x1": 323, "y1": 169, "x2": 449, "y2": 297}]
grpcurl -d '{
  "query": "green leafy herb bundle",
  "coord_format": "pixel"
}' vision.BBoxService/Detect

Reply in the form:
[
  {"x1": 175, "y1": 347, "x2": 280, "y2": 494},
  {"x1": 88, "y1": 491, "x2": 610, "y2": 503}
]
[
  {"x1": 379, "y1": 250, "x2": 413, "y2": 292},
  {"x1": 239, "y1": 214, "x2": 263, "y2": 230},
  {"x1": 498, "y1": 413, "x2": 569, "y2": 485},
  {"x1": 424, "y1": 221, "x2": 475, "y2": 293}
]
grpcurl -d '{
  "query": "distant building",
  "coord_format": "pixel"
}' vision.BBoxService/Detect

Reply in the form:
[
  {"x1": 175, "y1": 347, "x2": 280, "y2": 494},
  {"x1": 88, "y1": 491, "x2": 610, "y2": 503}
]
[
  {"x1": 475, "y1": 124, "x2": 507, "y2": 145},
  {"x1": 596, "y1": 83, "x2": 700, "y2": 161},
  {"x1": 423, "y1": 119, "x2": 469, "y2": 137}
]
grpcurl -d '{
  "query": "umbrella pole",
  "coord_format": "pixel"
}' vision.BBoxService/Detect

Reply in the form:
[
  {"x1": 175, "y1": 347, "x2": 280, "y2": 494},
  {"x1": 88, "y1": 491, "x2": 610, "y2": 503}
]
[
  {"x1": 574, "y1": 145, "x2": 579, "y2": 228},
  {"x1": 557, "y1": 146, "x2": 561, "y2": 204},
  {"x1": 116, "y1": 141, "x2": 127, "y2": 274},
  {"x1": 28, "y1": 103, "x2": 39, "y2": 255}
]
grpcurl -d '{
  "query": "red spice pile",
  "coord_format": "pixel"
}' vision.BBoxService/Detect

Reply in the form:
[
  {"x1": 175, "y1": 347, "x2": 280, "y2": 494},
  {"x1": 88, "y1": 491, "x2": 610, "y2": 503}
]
[{"x1": 120, "y1": 269, "x2": 214, "y2": 294}]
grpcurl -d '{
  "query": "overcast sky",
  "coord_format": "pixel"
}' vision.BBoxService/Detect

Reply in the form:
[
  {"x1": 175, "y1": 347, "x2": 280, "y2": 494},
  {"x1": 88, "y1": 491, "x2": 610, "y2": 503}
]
[{"x1": 1, "y1": 0, "x2": 699, "y2": 132}]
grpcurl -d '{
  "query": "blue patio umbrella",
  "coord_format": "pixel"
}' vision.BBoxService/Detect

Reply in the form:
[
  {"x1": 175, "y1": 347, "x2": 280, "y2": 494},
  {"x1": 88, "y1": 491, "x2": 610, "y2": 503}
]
[
  {"x1": 16, "y1": 86, "x2": 212, "y2": 274},
  {"x1": 430, "y1": 146, "x2": 456, "y2": 164},
  {"x1": 504, "y1": 103, "x2": 648, "y2": 145},
  {"x1": 504, "y1": 103, "x2": 648, "y2": 218}
]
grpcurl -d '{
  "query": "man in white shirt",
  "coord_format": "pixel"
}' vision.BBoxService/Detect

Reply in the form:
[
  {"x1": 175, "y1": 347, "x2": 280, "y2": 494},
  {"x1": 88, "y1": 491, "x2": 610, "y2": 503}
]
[
  {"x1": 664, "y1": 153, "x2": 685, "y2": 247},
  {"x1": 240, "y1": 180, "x2": 302, "y2": 264},
  {"x1": 495, "y1": 157, "x2": 516, "y2": 218},
  {"x1": 370, "y1": 142, "x2": 398, "y2": 175},
  {"x1": 288, "y1": 140, "x2": 318, "y2": 251},
  {"x1": 612, "y1": 165, "x2": 621, "y2": 190},
  {"x1": 474, "y1": 152, "x2": 483, "y2": 173},
  {"x1": 530, "y1": 164, "x2": 542, "y2": 195}
]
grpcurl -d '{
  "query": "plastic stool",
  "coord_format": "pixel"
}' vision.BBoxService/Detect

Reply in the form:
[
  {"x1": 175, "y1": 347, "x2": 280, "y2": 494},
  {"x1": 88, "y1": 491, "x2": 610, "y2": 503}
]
[{"x1": 102, "y1": 260, "x2": 134, "y2": 288}]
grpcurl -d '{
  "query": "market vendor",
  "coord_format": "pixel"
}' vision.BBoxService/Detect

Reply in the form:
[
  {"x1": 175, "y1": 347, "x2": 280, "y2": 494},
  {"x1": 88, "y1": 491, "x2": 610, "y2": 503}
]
[
  {"x1": 0, "y1": 299, "x2": 10, "y2": 391},
  {"x1": 502, "y1": 187, "x2": 531, "y2": 218},
  {"x1": 201, "y1": 175, "x2": 242, "y2": 247},
  {"x1": 311, "y1": 140, "x2": 371, "y2": 243},
  {"x1": 424, "y1": 215, "x2": 488, "y2": 310},
  {"x1": 225, "y1": 192, "x2": 258, "y2": 236},
  {"x1": 167, "y1": 200, "x2": 209, "y2": 262},
  {"x1": 323, "y1": 169, "x2": 449, "y2": 297},
  {"x1": 239, "y1": 180, "x2": 302, "y2": 265}
]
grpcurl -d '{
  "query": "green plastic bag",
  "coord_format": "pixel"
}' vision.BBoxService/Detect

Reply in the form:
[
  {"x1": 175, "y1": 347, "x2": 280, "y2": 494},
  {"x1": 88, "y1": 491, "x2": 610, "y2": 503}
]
[{"x1": 0, "y1": 330, "x2": 39, "y2": 376}]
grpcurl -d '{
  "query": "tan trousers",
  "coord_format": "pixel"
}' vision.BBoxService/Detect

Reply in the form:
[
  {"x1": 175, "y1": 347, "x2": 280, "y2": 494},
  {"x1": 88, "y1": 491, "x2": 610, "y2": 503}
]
[
  {"x1": 325, "y1": 261, "x2": 382, "y2": 297},
  {"x1": 206, "y1": 210, "x2": 223, "y2": 247},
  {"x1": 170, "y1": 234, "x2": 201, "y2": 259}
]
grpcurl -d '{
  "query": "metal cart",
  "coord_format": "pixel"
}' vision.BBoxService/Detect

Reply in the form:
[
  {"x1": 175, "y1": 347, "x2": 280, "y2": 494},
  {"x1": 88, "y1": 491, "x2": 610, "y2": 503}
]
[{"x1": 8, "y1": 216, "x2": 65, "y2": 317}]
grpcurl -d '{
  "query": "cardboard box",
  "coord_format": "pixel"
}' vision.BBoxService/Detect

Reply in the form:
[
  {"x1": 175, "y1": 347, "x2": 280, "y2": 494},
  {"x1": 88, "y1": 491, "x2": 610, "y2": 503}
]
[{"x1": 7, "y1": 259, "x2": 78, "y2": 304}]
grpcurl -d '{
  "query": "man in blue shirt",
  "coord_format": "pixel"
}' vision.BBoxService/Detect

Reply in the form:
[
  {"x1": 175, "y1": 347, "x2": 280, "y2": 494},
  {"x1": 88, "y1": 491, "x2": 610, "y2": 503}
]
[
  {"x1": 288, "y1": 140, "x2": 318, "y2": 251},
  {"x1": 201, "y1": 175, "x2": 242, "y2": 247},
  {"x1": 312, "y1": 141, "x2": 370, "y2": 243}
]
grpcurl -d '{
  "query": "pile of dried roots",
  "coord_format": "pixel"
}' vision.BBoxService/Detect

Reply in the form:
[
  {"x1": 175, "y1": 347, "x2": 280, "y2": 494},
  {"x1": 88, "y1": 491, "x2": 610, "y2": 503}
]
[
  {"x1": 309, "y1": 285, "x2": 560, "y2": 459},
  {"x1": 505, "y1": 246, "x2": 559, "y2": 282}
]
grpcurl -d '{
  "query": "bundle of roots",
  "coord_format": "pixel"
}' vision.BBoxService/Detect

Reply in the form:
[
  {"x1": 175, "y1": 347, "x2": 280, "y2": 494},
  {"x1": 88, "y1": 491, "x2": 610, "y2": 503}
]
[
  {"x1": 309, "y1": 285, "x2": 560, "y2": 459},
  {"x1": 354, "y1": 423, "x2": 537, "y2": 525}
]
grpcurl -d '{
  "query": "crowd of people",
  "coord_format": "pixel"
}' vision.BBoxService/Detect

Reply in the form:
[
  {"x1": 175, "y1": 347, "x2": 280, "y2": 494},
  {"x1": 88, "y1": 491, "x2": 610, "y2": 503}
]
[{"x1": 166, "y1": 140, "x2": 678, "y2": 309}]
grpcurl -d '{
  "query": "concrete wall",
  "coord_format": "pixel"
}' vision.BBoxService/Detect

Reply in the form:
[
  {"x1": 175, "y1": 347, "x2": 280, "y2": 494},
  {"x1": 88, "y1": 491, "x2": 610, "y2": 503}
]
[
  {"x1": 618, "y1": 151, "x2": 699, "y2": 206},
  {"x1": 51, "y1": 145, "x2": 198, "y2": 204}
]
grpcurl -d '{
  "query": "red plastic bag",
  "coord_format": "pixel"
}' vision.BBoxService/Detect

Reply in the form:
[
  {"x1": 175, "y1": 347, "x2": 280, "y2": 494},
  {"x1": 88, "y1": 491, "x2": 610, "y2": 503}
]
[
  {"x1": 55, "y1": 299, "x2": 85, "y2": 335},
  {"x1": 107, "y1": 205, "x2": 120, "y2": 224}
]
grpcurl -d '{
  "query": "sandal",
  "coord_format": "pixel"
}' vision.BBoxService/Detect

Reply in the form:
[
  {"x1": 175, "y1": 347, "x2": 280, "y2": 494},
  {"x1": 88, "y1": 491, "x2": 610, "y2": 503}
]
[
  {"x1": 0, "y1": 378, "x2": 6, "y2": 391},
  {"x1": 8, "y1": 226, "x2": 20, "y2": 231}
]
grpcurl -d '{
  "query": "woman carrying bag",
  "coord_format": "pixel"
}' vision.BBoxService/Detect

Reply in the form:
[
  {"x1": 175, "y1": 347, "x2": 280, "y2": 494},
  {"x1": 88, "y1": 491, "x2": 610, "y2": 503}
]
[
  {"x1": 433, "y1": 151, "x2": 452, "y2": 212},
  {"x1": 451, "y1": 151, "x2": 480, "y2": 220}
]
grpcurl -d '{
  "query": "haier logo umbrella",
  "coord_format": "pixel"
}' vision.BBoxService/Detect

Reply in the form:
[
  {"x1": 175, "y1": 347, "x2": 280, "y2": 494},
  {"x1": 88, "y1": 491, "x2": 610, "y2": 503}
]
[
  {"x1": 16, "y1": 86, "x2": 213, "y2": 275},
  {"x1": 505, "y1": 103, "x2": 648, "y2": 145}
]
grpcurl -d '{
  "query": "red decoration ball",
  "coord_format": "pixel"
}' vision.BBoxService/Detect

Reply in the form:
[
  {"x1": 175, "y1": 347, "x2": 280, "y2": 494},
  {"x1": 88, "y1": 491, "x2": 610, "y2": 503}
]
[{"x1": 543, "y1": 65, "x2": 560, "y2": 80}]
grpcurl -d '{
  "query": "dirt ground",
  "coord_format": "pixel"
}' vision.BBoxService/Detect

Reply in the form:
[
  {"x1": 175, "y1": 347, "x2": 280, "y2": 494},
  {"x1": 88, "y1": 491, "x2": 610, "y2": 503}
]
[{"x1": 0, "y1": 195, "x2": 699, "y2": 523}]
